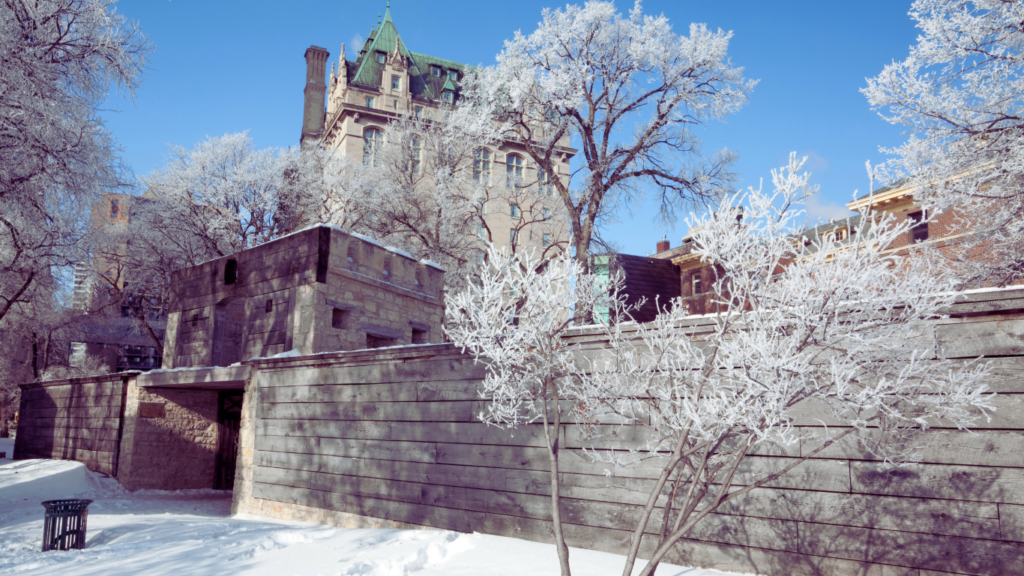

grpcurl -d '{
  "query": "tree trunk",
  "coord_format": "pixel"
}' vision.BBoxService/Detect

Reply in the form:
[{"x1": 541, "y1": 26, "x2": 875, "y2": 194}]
[
  {"x1": 0, "y1": 401, "x2": 8, "y2": 439},
  {"x1": 541, "y1": 379, "x2": 571, "y2": 576},
  {"x1": 573, "y1": 234, "x2": 594, "y2": 324},
  {"x1": 126, "y1": 299, "x2": 165, "y2": 356},
  {"x1": 30, "y1": 333, "x2": 39, "y2": 380}
]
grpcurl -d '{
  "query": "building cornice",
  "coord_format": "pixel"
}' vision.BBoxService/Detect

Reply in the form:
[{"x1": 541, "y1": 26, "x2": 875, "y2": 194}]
[
  {"x1": 670, "y1": 252, "x2": 703, "y2": 270},
  {"x1": 846, "y1": 184, "x2": 917, "y2": 212}
]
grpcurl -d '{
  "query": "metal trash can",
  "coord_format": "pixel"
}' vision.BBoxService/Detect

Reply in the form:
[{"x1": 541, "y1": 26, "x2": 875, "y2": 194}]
[{"x1": 41, "y1": 499, "x2": 93, "y2": 551}]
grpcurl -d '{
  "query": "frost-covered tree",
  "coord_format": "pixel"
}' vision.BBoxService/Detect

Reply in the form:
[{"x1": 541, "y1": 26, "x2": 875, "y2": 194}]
[
  {"x1": 0, "y1": 271, "x2": 106, "y2": 437},
  {"x1": 82, "y1": 133, "x2": 296, "y2": 354},
  {"x1": 458, "y1": 0, "x2": 754, "y2": 316},
  {"x1": 445, "y1": 246, "x2": 626, "y2": 576},
  {"x1": 0, "y1": 0, "x2": 148, "y2": 323},
  {"x1": 863, "y1": 0, "x2": 1024, "y2": 286},
  {"x1": 140, "y1": 132, "x2": 296, "y2": 259},
  {"x1": 303, "y1": 110, "x2": 571, "y2": 296},
  {"x1": 447, "y1": 155, "x2": 994, "y2": 576}
]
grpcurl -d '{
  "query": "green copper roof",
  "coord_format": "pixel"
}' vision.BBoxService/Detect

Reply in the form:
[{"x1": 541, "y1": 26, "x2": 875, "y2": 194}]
[{"x1": 345, "y1": 8, "x2": 467, "y2": 103}]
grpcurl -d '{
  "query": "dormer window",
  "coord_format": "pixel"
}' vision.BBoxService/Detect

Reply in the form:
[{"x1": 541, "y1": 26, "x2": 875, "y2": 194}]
[
  {"x1": 391, "y1": 75, "x2": 400, "y2": 90},
  {"x1": 431, "y1": 66, "x2": 441, "y2": 77},
  {"x1": 377, "y1": 52, "x2": 386, "y2": 64},
  {"x1": 365, "y1": 96, "x2": 375, "y2": 109},
  {"x1": 442, "y1": 89, "x2": 454, "y2": 103},
  {"x1": 448, "y1": 70, "x2": 459, "y2": 81}
]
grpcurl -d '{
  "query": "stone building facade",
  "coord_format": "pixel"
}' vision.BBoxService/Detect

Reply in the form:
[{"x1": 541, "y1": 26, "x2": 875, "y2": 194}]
[
  {"x1": 162, "y1": 224, "x2": 445, "y2": 369},
  {"x1": 300, "y1": 7, "x2": 575, "y2": 256},
  {"x1": 70, "y1": 190, "x2": 166, "y2": 372}
]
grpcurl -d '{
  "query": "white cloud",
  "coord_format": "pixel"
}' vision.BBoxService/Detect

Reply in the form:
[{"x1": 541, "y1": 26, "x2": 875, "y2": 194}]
[
  {"x1": 803, "y1": 193, "x2": 853, "y2": 223},
  {"x1": 349, "y1": 34, "x2": 364, "y2": 57}
]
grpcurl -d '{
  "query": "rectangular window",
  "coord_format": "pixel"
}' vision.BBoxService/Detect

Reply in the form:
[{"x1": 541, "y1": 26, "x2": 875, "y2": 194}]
[
  {"x1": 442, "y1": 90, "x2": 454, "y2": 103},
  {"x1": 367, "y1": 333, "x2": 397, "y2": 349},
  {"x1": 473, "y1": 149, "x2": 491, "y2": 184},
  {"x1": 538, "y1": 170, "x2": 552, "y2": 196},
  {"x1": 692, "y1": 272, "x2": 702, "y2": 295},
  {"x1": 224, "y1": 259, "x2": 238, "y2": 285},
  {"x1": 393, "y1": 99, "x2": 398, "y2": 110},
  {"x1": 478, "y1": 226, "x2": 487, "y2": 239},
  {"x1": 110, "y1": 198, "x2": 119, "y2": 219},
  {"x1": 414, "y1": 106, "x2": 423, "y2": 118},
  {"x1": 542, "y1": 208, "x2": 551, "y2": 219},
  {"x1": 510, "y1": 229, "x2": 518, "y2": 244},
  {"x1": 448, "y1": 70, "x2": 459, "y2": 80},
  {"x1": 432, "y1": 66, "x2": 441, "y2": 77},
  {"x1": 510, "y1": 204, "x2": 520, "y2": 218},
  {"x1": 365, "y1": 96, "x2": 375, "y2": 109},
  {"x1": 332, "y1": 308, "x2": 350, "y2": 329},
  {"x1": 377, "y1": 52, "x2": 386, "y2": 64},
  {"x1": 391, "y1": 75, "x2": 400, "y2": 90},
  {"x1": 542, "y1": 233, "x2": 551, "y2": 247},
  {"x1": 909, "y1": 210, "x2": 929, "y2": 242},
  {"x1": 411, "y1": 328, "x2": 428, "y2": 344}
]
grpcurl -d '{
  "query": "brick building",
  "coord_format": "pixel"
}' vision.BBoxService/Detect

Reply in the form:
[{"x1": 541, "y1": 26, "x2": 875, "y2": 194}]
[{"x1": 647, "y1": 182, "x2": 970, "y2": 312}]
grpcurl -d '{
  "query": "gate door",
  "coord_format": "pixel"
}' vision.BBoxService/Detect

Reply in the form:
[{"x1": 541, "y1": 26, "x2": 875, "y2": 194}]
[{"x1": 214, "y1": 391, "x2": 243, "y2": 490}]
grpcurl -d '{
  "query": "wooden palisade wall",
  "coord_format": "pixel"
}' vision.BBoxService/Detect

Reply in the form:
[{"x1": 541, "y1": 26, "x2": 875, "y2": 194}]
[
  {"x1": 235, "y1": 289, "x2": 1024, "y2": 576},
  {"x1": 13, "y1": 373, "x2": 133, "y2": 476}
]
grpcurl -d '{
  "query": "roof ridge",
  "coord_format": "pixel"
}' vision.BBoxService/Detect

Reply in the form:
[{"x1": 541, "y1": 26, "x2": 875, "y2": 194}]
[
  {"x1": 351, "y1": 9, "x2": 413, "y2": 87},
  {"x1": 409, "y1": 51, "x2": 468, "y2": 69}
]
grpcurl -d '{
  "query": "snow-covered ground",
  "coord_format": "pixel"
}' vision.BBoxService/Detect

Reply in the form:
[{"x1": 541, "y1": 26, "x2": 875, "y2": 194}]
[{"x1": 0, "y1": 442, "x2": 753, "y2": 576}]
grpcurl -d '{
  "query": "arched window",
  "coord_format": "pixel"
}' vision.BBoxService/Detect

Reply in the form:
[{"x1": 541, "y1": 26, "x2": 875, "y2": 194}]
[
  {"x1": 473, "y1": 149, "x2": 491, "y2": 184},
  {"x1": 506, "y1": 154, "x2": 523, "y2": 190},
  {"x1": 363, "y1": 128, "x2": 383, "y2": 167}
]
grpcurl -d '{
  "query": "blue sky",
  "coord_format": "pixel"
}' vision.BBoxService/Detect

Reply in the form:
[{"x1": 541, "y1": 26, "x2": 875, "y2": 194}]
[{"x1": 103, "y1": 0, "x2": 920, "y2": 256}]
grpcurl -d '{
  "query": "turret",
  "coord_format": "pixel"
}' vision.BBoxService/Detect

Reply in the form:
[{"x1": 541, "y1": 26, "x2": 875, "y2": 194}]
[{"x1": 301, "y1": 45, "x2": 330, "y2": 145}]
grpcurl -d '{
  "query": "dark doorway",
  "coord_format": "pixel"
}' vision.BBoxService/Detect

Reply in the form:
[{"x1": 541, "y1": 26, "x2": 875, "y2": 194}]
[{"x1": 214, "y1": 391, "x2": 243, "y2": 490}]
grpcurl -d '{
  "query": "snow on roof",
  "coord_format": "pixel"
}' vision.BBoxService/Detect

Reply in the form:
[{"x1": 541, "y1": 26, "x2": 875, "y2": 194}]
[
  {"x1": 420, "y1": 259, "x2": 444, "y2": 271},
  {"x1": 384, "y1": 245, "x2": 414, "y2": 259},
  {"x1": 248, "y1": 349, "x2": 302, "y2": 361},
  {"x1": 350, "y1": 232, "x2": 382, "y2": 247}
]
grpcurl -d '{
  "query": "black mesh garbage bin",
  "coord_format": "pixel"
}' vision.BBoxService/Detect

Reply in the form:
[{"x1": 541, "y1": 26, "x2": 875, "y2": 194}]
[{"x1": 41, "y1": 499, "x2": 93, "y2": 551}]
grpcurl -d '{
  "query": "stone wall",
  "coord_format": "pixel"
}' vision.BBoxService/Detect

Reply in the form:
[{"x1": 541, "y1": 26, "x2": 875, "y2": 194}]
[
  {"x1": 13, "y1": 373, "x2": 131, "y2": 476},
  {"x1": 163, "y1": 225, "x2": 445, "y2": 369},
  {"x1": 231, "y1": 289, "x2": 1024, "y2": 576},
  {"x1": 115, "y1": 381, "x2": 221, "y2": 490}
]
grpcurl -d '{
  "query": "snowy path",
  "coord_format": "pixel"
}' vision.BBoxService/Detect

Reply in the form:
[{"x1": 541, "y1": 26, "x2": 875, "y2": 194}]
[{"x1": 0, "y1": 440, "x2": 753, "y2": 576}]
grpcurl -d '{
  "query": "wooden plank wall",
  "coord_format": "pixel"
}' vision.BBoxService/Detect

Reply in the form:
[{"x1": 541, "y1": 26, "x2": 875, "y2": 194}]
[
  {"x1": 244, "y1": 291, "x2": 1024, "y2": 575},
  {"x1": 13, "y1": 373, "x2": 131, "y2": 476}
]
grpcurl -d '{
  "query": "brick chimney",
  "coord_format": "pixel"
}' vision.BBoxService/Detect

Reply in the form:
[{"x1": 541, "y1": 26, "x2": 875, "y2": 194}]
[
  {"x1": 301, "y1": 46, "x2": 330, "y2": 144},
  {"x1": 656, "y1": 235, "x2": 670, "y2": 253}
]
